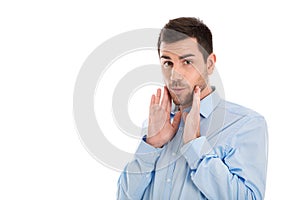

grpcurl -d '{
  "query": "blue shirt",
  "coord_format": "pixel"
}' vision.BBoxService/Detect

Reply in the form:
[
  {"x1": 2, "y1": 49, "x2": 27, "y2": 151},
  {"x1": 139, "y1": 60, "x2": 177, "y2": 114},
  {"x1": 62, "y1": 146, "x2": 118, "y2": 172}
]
[{"x1": 117, "y1": 88, "x2": 268, "y2": 200}]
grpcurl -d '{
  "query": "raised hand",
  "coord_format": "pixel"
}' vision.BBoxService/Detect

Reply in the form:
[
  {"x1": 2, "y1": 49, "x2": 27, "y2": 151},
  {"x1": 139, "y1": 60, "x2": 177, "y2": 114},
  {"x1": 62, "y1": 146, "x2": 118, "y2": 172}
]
[
  {"x1": 146, "y1": 86, "x2": 182, "y2": 148},
  {"x1": 182, "y1": 86, "x2": 201, "y2": 144}
]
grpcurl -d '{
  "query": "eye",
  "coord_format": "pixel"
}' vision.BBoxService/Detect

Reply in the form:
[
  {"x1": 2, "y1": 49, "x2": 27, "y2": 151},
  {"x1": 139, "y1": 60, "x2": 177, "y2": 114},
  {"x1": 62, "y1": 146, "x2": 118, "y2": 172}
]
[
  {"x1": 183, "y1": 60, "x2": 193, "y2": 65},
  {"x1": 163, "y1": 61, "x2": 173, "y2": 68}
]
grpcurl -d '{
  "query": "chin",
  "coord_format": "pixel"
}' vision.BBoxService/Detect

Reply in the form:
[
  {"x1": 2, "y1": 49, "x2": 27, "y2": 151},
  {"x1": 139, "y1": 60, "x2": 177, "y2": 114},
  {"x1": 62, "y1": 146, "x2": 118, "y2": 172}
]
[
  {"x1": 172, "y1": 97, "x2": 190, "y2": 107},
  {"x1": 171, "y1": 92, "x2": 192, "y2": 106}
]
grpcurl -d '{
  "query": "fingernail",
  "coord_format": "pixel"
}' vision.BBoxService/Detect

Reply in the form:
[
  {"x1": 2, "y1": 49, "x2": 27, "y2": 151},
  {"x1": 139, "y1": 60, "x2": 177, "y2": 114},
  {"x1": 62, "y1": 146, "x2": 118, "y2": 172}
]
[{"x1": 194, "y1": 86, "x2": 199, "y2": 93}]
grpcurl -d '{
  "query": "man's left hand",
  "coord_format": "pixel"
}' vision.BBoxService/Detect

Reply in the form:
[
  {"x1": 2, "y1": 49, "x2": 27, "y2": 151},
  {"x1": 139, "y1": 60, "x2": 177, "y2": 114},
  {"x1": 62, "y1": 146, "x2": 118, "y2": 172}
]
[{"x1": 182, "y1": 86, "x2": 201, "y2": 144}]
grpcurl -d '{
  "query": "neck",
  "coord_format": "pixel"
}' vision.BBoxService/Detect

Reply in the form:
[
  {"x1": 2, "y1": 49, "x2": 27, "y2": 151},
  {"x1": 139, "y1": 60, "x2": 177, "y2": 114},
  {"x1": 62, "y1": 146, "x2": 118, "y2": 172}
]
[{"x1": 179, "y1": 85, "x2": 212, "y2": 111}]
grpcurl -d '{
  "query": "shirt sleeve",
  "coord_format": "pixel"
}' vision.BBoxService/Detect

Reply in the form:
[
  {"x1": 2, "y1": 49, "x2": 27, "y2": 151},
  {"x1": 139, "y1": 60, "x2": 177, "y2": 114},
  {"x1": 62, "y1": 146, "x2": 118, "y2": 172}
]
[
  {"x1": 180, "y1": 116, "x2": 268, "y2": 200},
  {"x1": 117, "y1": 136, "x2": 163, "y2": 200}
]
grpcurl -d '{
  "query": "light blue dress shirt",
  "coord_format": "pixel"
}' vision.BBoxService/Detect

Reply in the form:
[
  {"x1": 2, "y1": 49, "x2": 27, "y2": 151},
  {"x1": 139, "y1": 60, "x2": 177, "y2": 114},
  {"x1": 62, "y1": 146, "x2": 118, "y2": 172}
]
[{"x1": 117, "y1": 88, "x2": 268, "y2": 200}]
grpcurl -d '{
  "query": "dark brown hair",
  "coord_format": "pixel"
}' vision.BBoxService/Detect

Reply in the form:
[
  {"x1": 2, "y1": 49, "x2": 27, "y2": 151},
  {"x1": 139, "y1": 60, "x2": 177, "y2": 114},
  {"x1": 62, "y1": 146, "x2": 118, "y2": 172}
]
[{"x1": 157, "y1": 17, "x2": 213, "y2": 61}]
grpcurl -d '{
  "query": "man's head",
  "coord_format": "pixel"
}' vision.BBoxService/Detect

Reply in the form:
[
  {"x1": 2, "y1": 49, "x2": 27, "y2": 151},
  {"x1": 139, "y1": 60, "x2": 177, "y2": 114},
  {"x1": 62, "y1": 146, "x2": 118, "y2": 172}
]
[{"x1": 157, "y1": 17, "x2": 216, "y2": 108}]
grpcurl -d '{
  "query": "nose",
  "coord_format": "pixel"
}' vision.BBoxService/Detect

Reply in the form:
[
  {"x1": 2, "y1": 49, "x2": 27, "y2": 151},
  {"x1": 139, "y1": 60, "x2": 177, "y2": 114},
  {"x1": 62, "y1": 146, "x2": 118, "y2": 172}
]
[{"x1": 170, "y1": 65, "x2": 183, "y2": 81}]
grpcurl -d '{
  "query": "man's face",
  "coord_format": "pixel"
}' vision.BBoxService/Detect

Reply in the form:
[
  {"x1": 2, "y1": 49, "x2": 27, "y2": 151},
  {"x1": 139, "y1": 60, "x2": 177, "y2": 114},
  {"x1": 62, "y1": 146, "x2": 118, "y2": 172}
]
[{"x1": 159, "y1": 37, "x2": 213, "y2": 108}]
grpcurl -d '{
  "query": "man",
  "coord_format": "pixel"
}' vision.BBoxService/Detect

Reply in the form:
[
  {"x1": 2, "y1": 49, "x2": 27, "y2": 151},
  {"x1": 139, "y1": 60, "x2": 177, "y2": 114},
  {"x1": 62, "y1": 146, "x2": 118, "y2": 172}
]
[{"x1": 117, "y1": 17, "x2": 268, "y2": 199}]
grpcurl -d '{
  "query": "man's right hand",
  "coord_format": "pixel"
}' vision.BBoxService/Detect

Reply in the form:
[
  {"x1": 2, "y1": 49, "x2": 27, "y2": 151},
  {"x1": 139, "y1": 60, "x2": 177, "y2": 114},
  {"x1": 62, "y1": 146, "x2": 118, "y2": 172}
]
[{"x1": 146, "y1": 86, "x2": 182, "y2": 148}]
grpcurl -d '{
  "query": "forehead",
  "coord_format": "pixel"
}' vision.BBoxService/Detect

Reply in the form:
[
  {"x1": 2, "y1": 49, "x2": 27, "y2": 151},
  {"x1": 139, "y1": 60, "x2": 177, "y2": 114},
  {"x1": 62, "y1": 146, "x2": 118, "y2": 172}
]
[{"x1": 159, "y1": 37, "x2": 202, "y2": 57}]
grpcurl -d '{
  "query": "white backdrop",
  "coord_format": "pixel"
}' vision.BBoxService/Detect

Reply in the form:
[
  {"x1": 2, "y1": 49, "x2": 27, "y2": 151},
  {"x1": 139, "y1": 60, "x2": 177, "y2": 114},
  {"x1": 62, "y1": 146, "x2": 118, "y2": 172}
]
[{"x1": 1, "y1": 0, "x2": 299, "y2": 199}]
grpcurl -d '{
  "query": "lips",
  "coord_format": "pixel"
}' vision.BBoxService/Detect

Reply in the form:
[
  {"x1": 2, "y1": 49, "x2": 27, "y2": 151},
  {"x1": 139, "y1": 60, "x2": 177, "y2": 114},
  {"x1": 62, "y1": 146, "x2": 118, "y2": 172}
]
[{"x1": 171, "y1": 87, "x2": 186, "y2": 93}]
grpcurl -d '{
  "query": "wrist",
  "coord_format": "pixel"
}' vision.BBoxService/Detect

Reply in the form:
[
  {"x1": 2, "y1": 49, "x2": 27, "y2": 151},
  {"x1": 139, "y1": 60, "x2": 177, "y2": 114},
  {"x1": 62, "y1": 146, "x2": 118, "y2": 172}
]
[
  {"x1": 183, "y1": 132, "x2": 200, "y2": 144},
  {"x1": 146, "y1": 135, "x2": 164, "y2": 148}
]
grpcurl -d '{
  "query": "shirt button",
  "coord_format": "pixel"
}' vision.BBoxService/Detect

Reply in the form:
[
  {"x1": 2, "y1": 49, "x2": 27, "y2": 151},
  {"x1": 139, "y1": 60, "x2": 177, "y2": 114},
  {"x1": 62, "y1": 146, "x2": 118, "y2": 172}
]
[
  {"x1": 166, "y1": 178, "x2": 171, "y2": 183},
  {"x1": 172, "y1": 152, "x2": 176, "y2": 156}
]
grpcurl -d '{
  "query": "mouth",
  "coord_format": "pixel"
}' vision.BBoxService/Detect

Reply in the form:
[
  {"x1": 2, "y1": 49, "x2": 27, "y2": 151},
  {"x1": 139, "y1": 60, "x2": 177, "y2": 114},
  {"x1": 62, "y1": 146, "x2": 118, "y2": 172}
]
[{"x1": 170, "y1": 87, "x2": 186, "y2": 94}]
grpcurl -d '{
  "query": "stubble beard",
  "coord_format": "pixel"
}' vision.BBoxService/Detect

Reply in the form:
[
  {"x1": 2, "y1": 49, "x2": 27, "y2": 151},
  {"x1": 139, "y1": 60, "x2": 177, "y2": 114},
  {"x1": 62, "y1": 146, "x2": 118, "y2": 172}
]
[
  {"x1": 170, "y1": 79, "x2": 208, "y2": 108},
  {"x1": 170, "y1": 88, "x2": 193, "y2": 108}
]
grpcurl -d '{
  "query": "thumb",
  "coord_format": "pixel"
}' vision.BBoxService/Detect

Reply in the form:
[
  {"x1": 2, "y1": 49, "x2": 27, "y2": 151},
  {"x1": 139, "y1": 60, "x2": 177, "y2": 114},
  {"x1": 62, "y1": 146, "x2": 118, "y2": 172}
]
[
  {"x1": 172, "y1": 111, "x2": 182, "y2": 130},
  {"x1": 191, "y1": 86, "x2": 201, "y2": 112},
  {"x1": 182, "y1": 111, "x2": 188, "y2": 123}
]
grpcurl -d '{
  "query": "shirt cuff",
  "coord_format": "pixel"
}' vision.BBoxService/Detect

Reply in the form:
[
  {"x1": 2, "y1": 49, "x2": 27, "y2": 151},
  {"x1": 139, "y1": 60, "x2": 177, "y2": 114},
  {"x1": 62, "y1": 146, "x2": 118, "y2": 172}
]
[
  {"x1": 134, "y1": 136, "x2": 163, "y2": 165},
  {"x1": 180, "y1": 136, "x2": 214, "y2": 170}
]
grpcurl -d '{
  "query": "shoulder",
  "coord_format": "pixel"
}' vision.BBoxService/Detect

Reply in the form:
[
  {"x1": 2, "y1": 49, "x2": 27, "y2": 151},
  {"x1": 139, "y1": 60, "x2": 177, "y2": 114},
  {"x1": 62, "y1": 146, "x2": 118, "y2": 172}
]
[
  {"x1": 217, "y1": 100, "x2": 267, "y2": 130},
  {"x1": 215, "y1": 99, "x2": 267, "y2": 140},
  {"x1": 218, "y1": 100, "x2": 268, "y2": 144},
  {"x1": 222, "y1": 100, "x2": 264, "y2": 120}
]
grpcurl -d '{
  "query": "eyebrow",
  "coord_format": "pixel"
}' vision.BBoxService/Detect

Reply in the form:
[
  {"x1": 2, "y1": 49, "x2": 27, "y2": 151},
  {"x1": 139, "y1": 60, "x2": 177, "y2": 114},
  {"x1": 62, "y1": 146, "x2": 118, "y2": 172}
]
[
  {"x1": 160, "y1": 54, "x2": 195, "y2": 60},
  {"x1": 179, "y1": 54, "x2": 195, "y2": 59},
  {"x1": 160, "y1": 55, "x2": 171, "y2": 59}
]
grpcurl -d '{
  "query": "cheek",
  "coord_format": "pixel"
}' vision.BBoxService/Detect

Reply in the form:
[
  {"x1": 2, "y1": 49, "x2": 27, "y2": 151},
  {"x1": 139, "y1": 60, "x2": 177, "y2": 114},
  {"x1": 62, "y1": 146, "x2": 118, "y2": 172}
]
[
  {"x1": 182, "y1": 69, "x2": 201, "y2": 86},
  {"x1": 161, "y1": 68, "x2": 170, "y2": 78},
  {"x1": 183, "y1": 68, "x2": 208, "y2": 90},
  {"x1": 161, "y1": 70, "x2": 171, "y2": 86}
]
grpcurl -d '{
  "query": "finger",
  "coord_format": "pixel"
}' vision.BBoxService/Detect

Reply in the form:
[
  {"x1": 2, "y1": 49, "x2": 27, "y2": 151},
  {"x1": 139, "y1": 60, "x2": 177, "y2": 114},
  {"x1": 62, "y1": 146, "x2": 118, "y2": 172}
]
[
  {"x1": 161, "y1": 86, "x2": 169, "y2": 108},
  {"x1": 155, "y1": 88, "x2": 161, "y2": 104},
  {"x1": 191, "y1": 86, "x2": 201, "y2": 112},
  {"x1": 165, "y1": 96, "x2": 172, "y2": 121},
  {"x1": 172, "y1": 111, "x2": 182, "y2": 130},
  {"x1": 150, "y1": 94, "x2": 155, "y2": 108},
  {"x1": 166, "y1": 95, "x2": 171, "y2": 113},
  {"x1": 165, "y1": 88, "x2": 172, "y2": 113}
]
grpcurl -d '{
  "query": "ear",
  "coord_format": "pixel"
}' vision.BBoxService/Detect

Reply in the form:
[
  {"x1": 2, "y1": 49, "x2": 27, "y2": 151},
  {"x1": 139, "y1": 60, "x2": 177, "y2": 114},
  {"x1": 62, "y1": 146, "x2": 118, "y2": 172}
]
[{"x1": 206, "y1": 53, "x2": 216, "y2": 75}]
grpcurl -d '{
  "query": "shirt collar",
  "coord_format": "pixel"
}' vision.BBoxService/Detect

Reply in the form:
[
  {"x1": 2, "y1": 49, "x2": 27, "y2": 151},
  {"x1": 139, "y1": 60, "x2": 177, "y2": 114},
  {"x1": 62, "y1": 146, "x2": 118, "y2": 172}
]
[{"x1": 199, "y1": 86, "x2": 221, "y2": 118}]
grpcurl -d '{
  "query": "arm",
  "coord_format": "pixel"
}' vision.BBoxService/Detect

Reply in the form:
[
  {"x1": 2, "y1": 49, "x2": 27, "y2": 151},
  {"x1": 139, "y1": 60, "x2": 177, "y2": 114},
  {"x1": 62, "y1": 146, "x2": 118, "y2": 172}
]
[
  {"x1": 117, "y1": 137, "x2": 162, "y2": 200},
  {"x1": 117, "y1": 87, "x2": 181, "y2": 199},
  {"x1": 181, "y1": 116, "x2": 268, "y2": 200}
]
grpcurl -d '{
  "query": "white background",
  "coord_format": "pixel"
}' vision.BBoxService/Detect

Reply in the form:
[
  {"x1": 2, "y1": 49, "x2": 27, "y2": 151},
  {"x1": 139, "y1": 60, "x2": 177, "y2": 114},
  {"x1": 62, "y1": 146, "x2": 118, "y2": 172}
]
[{"x1": 1, "y1": 0, "x2": 299, "y2": 199}]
